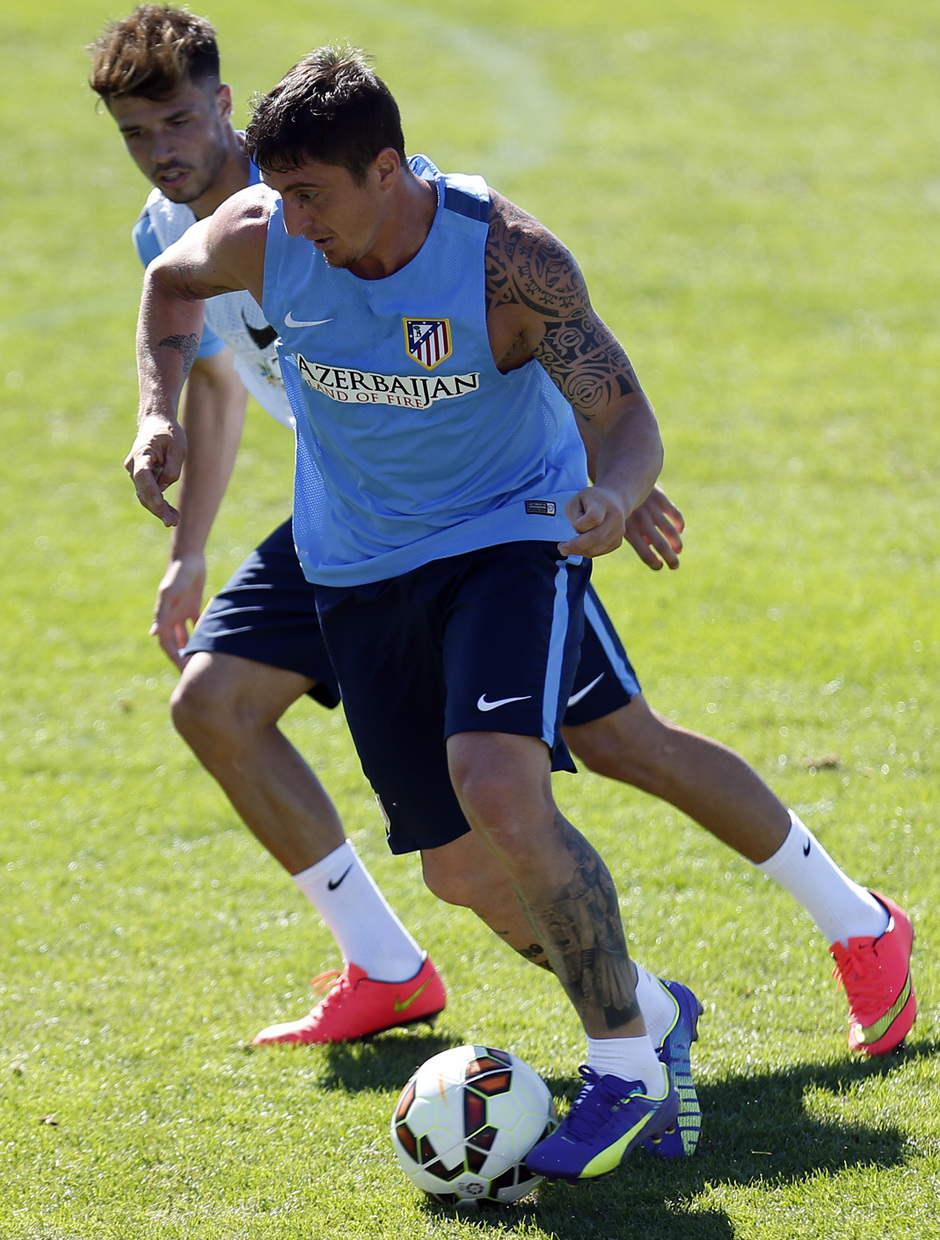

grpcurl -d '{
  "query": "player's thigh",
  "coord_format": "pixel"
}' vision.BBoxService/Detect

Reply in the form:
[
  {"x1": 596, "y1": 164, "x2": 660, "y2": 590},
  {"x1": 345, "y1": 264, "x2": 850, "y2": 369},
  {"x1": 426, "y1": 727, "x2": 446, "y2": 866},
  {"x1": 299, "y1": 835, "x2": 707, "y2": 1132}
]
[
  {"x1": 176, "y1": 650, "x2": 317, "y2": 727},
  {"x1": 314, "y1": 545, "x2": 588, "y2": 853},
  {"x1": 314, "y1": 572, "x2": 469, "y2": 855}
]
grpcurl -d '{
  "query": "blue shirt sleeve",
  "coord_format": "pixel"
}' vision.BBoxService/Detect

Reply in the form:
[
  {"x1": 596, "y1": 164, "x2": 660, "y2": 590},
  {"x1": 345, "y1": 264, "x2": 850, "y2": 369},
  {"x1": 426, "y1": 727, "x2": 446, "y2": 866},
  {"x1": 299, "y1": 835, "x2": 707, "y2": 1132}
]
[{"x1": 132, "y1": 208, "x2": 225, "y2": 360}]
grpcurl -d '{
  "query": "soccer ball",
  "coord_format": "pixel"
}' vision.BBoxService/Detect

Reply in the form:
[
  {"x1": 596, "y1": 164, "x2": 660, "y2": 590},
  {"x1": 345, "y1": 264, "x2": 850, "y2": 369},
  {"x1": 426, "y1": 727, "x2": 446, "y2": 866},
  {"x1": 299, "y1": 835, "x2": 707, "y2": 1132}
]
[{"x1": 390, "y1": 1044, "x2": 557, "y2": 1206}]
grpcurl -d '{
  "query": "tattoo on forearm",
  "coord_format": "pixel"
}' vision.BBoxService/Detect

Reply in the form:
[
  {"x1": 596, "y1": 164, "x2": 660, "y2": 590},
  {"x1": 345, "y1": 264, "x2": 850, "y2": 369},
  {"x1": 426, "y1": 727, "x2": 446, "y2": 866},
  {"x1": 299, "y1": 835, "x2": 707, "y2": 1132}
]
[
  {"x1": 517, "y1": 815, "x2": 640, "y2": 1030},
  {"x1": 157, "y1": 333, "x2": 200, "y2": 380}
]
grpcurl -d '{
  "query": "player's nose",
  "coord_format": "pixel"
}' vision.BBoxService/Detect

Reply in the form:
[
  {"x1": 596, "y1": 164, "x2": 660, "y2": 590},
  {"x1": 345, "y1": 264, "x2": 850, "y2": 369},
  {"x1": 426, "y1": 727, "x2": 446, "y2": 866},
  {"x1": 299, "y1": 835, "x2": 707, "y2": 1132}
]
[
  {"x1": 282, "y1": 199, "x2": 309, "y2": 238},
  {"x1": 151, "y1": 130, "x2": 178, "y2": 164}
]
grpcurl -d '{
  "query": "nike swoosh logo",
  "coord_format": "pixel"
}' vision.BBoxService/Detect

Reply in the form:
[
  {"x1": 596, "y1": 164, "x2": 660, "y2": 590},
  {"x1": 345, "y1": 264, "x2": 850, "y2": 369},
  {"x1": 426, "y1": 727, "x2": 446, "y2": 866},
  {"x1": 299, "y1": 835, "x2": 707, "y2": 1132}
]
[
  {"x1": 242, "y1": 313, "x2": 278, "y2": 350},
  {"x1": 327, "y1": 865, "x2": 353, "y2": 891},
  {"x1": 567, "y1": 672, "x2": 605, "y2": 708},
  {"x1": 284, "y1": 311, "x2": 333, "y2": 329},
  {"x1": 393, "y1": 976, "x2": 433, "y2": 1012},
  {"x1": 803, "y1": 840, "x2": 811, "y2": 857},
  {"x1": 852, "y1": 971, "x2": 912, "y2": 1043},
  {"x1": 476, "y1": 694, "x2": 532, "y2": 712}
]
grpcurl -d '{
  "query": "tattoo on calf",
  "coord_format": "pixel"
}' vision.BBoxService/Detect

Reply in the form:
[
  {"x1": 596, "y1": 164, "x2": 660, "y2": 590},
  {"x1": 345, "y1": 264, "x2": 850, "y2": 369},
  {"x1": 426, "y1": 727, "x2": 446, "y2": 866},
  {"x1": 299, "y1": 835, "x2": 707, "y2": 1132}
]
[
  {"x1": 517, "y1": 942, "x2": 554, "y2": 972},
  {"x1": 519, "y1": 815, "x2": 640, "y2": 1030},
  {"x1": 493, "y1": 927, "x2": 553, "y2": 971},
  {"x1": 157, "y1": 333, "x2": 200, "y2": 380}
]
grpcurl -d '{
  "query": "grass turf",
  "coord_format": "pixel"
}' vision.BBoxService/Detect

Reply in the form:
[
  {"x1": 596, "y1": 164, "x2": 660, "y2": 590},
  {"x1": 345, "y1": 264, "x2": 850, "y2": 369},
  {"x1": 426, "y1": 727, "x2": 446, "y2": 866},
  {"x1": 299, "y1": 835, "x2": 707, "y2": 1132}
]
[{"x1": 1, "y1": 0, "x2": 938, "y2": 1236}]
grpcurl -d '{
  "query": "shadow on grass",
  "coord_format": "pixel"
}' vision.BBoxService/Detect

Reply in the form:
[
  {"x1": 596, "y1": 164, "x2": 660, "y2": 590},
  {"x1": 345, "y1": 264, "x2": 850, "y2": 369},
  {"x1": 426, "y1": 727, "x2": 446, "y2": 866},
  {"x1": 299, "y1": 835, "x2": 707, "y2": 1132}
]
[
  {"x1": 422, "y1": 1198, "x2": 736, "y2": 1240},
  {"x1": 282, "y1": 1031, "x2": 933, "y2": 1239},
  {"x1": 521, "y1": 1046, "x2": 927, "y2": 1240},
  {"x1": 315, "y1": 1027, "x2": 456, "y2": 1092},
  {"x1": 316, "y1": 1039, "x2": 929, "y2": 1239}
]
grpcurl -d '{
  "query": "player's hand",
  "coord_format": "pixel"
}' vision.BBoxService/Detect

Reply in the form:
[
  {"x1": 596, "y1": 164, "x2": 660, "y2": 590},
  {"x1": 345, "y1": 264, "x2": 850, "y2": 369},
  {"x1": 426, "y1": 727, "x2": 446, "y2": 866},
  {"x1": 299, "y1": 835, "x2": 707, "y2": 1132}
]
[
  {"x1": 623, "y1": 485, "x2": 684, "y2": 571},
  {"x1": 150, "y1": 555, "x2": 206, "y2": 670},
  {"x1": 559, "y1": 486, "x2": 626, "y2": 558},
  {"x1": 124, "y1": 414, "x2": 187, "y2": 527}
]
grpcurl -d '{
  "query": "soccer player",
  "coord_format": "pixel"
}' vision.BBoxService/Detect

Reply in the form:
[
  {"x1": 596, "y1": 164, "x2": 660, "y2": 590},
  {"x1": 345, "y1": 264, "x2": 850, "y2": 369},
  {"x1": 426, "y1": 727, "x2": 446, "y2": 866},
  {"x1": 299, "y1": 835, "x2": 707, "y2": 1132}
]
[
  {"x1": 88, "y1": 7, "x2": 446, "y2": 1045},
  {"x1": 122, "y1": 45, "x2": 914, "y2": 1178},
  {"x1": 96, "y1": 7, "x2": 913, "y2": 1159},
  {"x1": 90, "y1": 11, "x2": 703, "y2": 1119},
  {"x1": 123, "y1": 41, "x2": 689, "y2": 1181}
]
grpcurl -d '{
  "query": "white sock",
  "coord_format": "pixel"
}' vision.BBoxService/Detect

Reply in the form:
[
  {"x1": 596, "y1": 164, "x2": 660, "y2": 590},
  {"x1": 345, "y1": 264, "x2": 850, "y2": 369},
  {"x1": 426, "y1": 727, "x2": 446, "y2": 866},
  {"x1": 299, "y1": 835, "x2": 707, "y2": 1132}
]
[
  {"x1": 292, "y1": 841, "x2": 424, "y2": 982},
  {"x1": 586, "y1": 1035, "x2": 669, "y2": 1098},
  {"x1": 633, "y1": 963, "x2": 680, "y2": 1052},
  {"x1": 755, "y1": 811, "x2": 889, "y2": 947}
]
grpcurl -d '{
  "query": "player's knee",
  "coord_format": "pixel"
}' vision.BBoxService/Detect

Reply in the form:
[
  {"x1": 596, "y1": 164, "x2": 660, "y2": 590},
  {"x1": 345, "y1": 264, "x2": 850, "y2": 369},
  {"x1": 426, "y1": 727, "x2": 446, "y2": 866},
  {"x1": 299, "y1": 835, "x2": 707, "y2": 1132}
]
[
  {"x1": 170, "y1": 660, "x2": 241, "y2": 747},
  {"x1": 448, "y1": 735, "x2": 552, "y2": 844},
  {"x1": 450, "y1": 769, "x2": 530, "y2": 850},
  {"x1": 170, "y1": 675, "x2": 213, "y2": 745}
]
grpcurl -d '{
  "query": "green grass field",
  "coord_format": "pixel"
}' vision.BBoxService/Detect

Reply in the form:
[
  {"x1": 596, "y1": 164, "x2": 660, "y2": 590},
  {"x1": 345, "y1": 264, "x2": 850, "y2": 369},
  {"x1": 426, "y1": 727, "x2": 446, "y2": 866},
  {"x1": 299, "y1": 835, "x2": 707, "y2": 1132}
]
[{"x1": 2, "y1": 0, "x2": 939, "y2": 1236}]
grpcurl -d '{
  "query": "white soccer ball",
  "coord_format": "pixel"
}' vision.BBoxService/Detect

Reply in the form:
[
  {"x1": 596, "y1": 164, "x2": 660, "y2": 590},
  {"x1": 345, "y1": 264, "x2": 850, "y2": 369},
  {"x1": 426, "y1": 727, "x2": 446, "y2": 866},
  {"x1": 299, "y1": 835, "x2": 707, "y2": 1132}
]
[{"x1": 390, "y1": 1044, "x2": 557, "y2": 1205}]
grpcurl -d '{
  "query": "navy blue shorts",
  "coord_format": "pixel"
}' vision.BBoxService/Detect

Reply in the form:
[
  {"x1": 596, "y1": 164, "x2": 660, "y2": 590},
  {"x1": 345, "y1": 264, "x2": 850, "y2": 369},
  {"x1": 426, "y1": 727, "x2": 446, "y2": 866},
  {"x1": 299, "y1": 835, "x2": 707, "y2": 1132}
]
[
  {"x1": 184, "y1": 520, "x2": 341, "y2": 710},
  {"x1": 564, "y1": 587, "x2": 642, "y2": 726},
  {"x1": 183, "y1": 523, "x2": 643, "y2": 851},
  {"x1": 184, "y1": 520, "x2": 641, "y2": 723},
  {"x1": 314, "y1": 543, "x2": 592, "y2": 854}
]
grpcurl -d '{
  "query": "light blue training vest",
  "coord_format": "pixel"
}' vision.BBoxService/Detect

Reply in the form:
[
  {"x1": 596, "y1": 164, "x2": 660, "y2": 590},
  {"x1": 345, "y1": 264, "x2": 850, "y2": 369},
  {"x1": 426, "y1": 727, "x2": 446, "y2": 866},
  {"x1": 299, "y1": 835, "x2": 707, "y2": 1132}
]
[{"x1": 262, "y1": 154, "x2": 588, "y2": 586}]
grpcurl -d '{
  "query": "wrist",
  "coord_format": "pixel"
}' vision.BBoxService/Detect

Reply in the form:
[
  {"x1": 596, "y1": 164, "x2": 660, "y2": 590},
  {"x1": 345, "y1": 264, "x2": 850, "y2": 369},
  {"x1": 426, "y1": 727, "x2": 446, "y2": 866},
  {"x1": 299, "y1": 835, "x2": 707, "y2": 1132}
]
[
  {"x1": 167, "y1": 543, "x2": 207, "y2": 566},
  {"x1": 137, "y1": 406, "x2": 181, "y2": 431}
]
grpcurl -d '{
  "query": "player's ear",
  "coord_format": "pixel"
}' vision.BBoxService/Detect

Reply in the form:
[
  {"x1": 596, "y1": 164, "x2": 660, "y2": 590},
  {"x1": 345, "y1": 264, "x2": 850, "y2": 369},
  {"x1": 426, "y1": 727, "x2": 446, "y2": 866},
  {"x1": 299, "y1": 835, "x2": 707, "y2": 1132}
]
[
  {"x1": 216, "y1": 83, "x2": 233, "y2": 123},
  {"x1": 373, "y1": 147, "x2": 401, "y2": 191}
]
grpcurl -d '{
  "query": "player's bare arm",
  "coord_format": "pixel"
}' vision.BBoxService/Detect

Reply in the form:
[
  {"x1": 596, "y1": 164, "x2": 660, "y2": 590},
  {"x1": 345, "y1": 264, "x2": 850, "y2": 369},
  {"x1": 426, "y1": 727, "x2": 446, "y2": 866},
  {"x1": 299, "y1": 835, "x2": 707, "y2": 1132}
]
[
  {"x1": 128, "y1": 185, "x2": 271, "y2": 526},
  {"x1": 151, "y1": 348, "x2": 248, "y2": 668},
  {"x1": 485, "y1": 192, "x2": 663, "y2": 558}
]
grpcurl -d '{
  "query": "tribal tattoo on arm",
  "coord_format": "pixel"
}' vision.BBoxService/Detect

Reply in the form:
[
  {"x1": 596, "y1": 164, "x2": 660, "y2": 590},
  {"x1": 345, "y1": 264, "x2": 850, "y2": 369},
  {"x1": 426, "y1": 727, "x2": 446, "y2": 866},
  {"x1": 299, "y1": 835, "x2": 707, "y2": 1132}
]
[{"x1": 485, "y1": 194, "x2": 640, "y2": 424}]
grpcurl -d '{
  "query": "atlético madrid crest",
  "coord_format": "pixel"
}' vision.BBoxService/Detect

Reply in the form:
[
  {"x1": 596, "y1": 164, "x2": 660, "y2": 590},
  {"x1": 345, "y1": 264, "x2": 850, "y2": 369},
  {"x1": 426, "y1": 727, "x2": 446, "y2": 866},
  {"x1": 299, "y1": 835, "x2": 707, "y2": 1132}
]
[{"x1": 403, "y1": 318, "x2": 452, "y2": 370}]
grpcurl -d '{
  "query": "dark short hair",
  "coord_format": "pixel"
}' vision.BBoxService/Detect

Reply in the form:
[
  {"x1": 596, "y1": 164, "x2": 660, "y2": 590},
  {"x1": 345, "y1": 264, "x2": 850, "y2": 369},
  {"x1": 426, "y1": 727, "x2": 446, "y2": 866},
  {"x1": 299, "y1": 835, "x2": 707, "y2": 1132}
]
[
  {"x1": 87, "y1": 4, "x2": 220, "y2": 104},
  {"x1": 246, "y1": 46, "x2": 405, "y2": 183}
]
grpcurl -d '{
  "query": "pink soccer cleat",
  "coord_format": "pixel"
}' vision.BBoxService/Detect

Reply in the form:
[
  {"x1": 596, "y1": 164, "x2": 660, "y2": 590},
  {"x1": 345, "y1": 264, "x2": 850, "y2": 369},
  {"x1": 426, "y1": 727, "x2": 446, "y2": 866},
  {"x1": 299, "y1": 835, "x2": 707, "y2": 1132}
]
[
  {"x1": 830, "y1": 892, "x2": 915, "y2": 1055},
  {"x1": 251, "y1": 957, "x2": 446, "y2": 1046},
  {"x1": 252, "y1": 955, "x2": 446, "y2": 1046}
]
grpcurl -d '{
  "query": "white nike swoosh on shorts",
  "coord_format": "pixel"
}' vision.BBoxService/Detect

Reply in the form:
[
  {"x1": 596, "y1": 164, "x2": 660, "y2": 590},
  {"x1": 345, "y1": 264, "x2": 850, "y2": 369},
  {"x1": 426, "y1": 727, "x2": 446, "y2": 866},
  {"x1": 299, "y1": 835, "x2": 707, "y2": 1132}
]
[
  {"x1": 476, "y1": 694, "x2": 533, "y2": 712},
  {"x1": 284, "y1": 312, "x2": 334, "y2": 328},
  {"x1": 566, "y1": 672, "x2": 605, "y2": 708}
]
